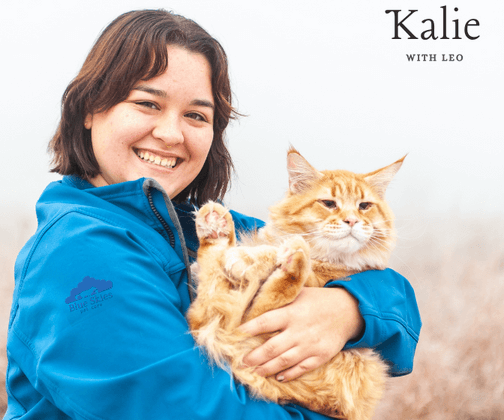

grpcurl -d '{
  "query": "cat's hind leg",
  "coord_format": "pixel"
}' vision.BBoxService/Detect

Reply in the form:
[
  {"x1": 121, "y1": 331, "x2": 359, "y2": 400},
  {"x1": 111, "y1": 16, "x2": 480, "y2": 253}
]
[
  {"x1": 224, "y1": 245, "x2": 279, "y2": 285},
  {"x1": 244, "y1": 236, "x2": 311, "y2": 322},
  {"x1": 189, "y1": 202, "x2": 238, "y2": 332}
]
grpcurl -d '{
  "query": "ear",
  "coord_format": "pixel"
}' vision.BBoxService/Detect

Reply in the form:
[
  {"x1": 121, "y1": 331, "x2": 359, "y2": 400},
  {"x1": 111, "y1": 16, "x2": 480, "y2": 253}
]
[
  {"x1": 364, "y1": 155, "x2": 406, "y2": 199},
  {"x1": 287, "y1": 147, "x2": 323, "y2": 194},
  {"x1": 84, "y1": 114, "x2": 93, "y2": 130}
]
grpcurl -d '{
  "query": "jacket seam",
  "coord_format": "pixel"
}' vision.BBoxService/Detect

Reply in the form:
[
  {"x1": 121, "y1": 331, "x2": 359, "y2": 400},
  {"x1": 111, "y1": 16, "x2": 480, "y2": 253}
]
[
  {"x1": 359, "y1": 311, "x2": 420, "y2": 342},
  {"x1": 12, "y1": 328, "x2": 105, "y2": 420},
  {"x1": 327, "y1": 275, "x2": 421, "y2": 341},
  {"x1": 11, "y1": 211, "x2": 72, "y2": 328},
  {"x1": 33, "y1": 208, "x2": 169, "y2": 273},
  {"x1": 11, "y1": 209, "x2": 174, "y2": 328},
  {"x1": 4, "y1": 359, "x2": 28, "y2": 415}
]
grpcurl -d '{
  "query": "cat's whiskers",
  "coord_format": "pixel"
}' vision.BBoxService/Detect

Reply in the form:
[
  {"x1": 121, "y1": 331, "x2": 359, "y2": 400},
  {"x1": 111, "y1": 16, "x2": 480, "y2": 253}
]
[{"x1": 366, "y1": 238, "x2": 395, "y2": 254}]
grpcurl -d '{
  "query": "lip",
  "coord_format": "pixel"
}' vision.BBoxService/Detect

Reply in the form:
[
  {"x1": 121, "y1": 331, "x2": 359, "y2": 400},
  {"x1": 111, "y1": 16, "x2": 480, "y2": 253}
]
[
  {"x1": 133, "y1": 147, "x2": 182, "y2": 160},
  {"x1": 133, "y1": 147, "x2": 183, "y2": 170}
]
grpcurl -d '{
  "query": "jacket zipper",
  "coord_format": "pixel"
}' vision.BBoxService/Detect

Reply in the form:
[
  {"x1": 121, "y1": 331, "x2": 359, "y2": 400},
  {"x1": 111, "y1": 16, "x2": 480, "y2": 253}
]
[{"x1": 147, "y1": 187, "x2": 176, "y2": 249}]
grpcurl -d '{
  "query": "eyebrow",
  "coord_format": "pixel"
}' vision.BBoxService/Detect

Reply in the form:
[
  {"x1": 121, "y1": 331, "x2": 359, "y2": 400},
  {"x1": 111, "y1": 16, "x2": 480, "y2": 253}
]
[{"x1": 133, "y1": 85, "x2": 215, "y2": 110}]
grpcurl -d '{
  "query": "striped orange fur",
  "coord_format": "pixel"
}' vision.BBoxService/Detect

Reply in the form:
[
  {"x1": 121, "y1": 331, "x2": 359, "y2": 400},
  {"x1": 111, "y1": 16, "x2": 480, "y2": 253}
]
[{"x1": 187, "y1": 148, "x2": 405, "y2": 419}]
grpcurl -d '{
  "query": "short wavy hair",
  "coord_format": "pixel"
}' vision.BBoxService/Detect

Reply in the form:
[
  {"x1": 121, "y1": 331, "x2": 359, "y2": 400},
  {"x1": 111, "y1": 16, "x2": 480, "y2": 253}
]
[{"x1": 49, "y1": 9, "x2": 237, "y2": 205}]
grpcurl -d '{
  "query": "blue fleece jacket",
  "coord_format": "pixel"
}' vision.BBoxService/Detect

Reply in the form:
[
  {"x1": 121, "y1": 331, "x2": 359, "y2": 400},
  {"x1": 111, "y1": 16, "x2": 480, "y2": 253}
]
[{"x1": 3, "y1": 176, "x2": 421, "y2": 419}]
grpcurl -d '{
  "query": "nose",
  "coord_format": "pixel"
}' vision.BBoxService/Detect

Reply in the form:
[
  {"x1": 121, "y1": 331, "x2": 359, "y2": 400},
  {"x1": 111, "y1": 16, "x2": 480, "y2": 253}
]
[
  {"x1": 344, "y1": 217, "x2": 358, "y2": 227},
  {"x1": 152, "y1": 112, "x2": 184, "y2": 147}
]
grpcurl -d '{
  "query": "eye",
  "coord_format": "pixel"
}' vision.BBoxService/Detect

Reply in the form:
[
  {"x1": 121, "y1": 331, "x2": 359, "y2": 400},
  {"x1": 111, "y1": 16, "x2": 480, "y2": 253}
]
[
  {"x1": 136, "y1": 101, "x2": 159, "y2": 110},
  {"x1": 319, "y1": 200, "x2": 337, "y2": 209},
  {"x1": 359, "y1": 202, "x2": 373, "y2": 211},
  {"x1": 185, "y1": 112, "x2": 208, "y2": 123}
]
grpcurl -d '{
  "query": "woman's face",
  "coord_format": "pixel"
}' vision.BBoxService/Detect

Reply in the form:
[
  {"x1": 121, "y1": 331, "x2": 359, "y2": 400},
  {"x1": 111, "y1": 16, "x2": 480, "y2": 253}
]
[{"x1": 86, "y1": 45, "x2": 214, "y2": 199}]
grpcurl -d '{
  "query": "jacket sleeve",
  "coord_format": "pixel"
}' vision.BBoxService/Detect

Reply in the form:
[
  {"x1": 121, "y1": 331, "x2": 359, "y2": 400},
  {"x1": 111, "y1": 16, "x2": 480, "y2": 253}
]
[
  {"x1": 7, "y1": 212, "x2": 331, "y2": 420},
  {"x1": 325, "y1": 269, "x2": 422, "y2": 376}
]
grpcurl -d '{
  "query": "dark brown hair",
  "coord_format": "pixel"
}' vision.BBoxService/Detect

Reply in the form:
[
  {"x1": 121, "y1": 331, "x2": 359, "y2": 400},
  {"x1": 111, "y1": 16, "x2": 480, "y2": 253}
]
[{"x1": 49, "y1": 9, "x2": 236, "y2": 205}]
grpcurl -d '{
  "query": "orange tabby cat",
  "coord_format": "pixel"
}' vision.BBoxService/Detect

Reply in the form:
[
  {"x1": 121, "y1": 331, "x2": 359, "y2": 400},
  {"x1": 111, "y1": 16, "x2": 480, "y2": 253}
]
[{"x1": 187, "y1": 148, "x2": 405, "y2": 420}]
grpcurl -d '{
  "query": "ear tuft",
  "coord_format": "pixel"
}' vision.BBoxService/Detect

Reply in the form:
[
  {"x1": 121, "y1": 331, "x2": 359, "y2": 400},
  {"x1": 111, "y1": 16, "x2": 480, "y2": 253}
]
[
  {"x1": 364, "y1": 155, "x2": 406, "y2": 199},
  {"x1": 286, "y1": 147, "x2": 323, "y2": 194}
]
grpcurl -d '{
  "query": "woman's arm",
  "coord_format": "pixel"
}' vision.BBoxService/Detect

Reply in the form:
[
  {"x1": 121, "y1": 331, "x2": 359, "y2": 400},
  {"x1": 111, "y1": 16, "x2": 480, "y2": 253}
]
[
  {"x1": 330, "y1": 269, "x2": 422, "y2": 376},
  {"x1": 239, "y1": 269, "x2": 421, "y2": 380},
  {"x1": 240, "y1": 286, "x2": 364, "y2": 381},
  {"x1": 7, "y1": 212, "x2": 332, "y2": 420}
]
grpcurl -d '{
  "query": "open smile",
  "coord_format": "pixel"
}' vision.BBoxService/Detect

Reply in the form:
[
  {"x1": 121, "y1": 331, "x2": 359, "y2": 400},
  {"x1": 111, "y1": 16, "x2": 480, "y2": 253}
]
[{"x1": 135, "y1": 149, "x2": 180, "y2": 169}]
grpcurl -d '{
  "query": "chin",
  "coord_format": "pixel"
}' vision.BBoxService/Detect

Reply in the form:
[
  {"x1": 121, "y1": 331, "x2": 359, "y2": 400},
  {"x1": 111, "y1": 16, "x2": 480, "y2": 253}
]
[
  {"x1": 310, "y1": 236, "x2": 363, "y2": 263},
  {"x1": 332, "y1": 236, "x2": 363, "y2": 254}
]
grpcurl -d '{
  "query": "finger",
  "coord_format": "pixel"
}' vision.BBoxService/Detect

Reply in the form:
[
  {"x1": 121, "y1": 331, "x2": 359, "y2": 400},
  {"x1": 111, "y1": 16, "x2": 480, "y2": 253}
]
[
  {"x1": 275, "y1": 356, "x2": 323, "y2": 382},
  {"x1": 242, "y1": 332, "x2": 294, "y2": 368},
  {"x1": 254, "y1": 346, "x2": 302, "y2": 378},
  {"x1": 239, "y1": 308, "x2": 287, "y2": 337}
]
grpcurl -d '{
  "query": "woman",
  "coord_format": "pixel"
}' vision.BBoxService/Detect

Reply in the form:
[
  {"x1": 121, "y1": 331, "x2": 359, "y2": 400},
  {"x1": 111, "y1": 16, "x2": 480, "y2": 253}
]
[{"x1": 4, "y1": 10, "x2": 421, "y2": 419}]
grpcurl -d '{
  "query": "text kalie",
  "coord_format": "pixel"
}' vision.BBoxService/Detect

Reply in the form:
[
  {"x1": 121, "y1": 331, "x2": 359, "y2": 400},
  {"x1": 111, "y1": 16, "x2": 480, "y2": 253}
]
[{"x1": 385, "y1": 6, "x2": 480, "y2": 62}]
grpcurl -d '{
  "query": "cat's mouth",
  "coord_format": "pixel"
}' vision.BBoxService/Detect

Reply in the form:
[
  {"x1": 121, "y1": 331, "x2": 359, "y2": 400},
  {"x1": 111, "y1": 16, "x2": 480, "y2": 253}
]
[
  {"x1": 320, "y1": 224, "x2": 371, "y2": 254},
  {"x1": 323, "y1": 225, "x2": 364, "y2": 240}
]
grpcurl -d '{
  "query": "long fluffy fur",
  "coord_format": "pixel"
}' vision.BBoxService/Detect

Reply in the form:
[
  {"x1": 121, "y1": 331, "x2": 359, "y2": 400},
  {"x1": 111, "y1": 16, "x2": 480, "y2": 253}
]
[{"x1": 187, "y1": 149, "x2": 404, "y2": 419}]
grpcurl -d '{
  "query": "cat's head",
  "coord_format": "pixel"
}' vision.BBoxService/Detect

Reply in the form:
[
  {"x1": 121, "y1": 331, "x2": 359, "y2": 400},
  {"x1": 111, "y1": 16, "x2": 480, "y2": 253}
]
[{"x1": 268, "y1": 148, "x2": 405, "y2": 270}]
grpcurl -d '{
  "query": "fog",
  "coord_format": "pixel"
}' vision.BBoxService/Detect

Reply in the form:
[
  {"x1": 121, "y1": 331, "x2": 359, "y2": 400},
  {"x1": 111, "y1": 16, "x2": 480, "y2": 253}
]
[{"x1": 1, "y1": 0, "x2": 503, "y2": 225}]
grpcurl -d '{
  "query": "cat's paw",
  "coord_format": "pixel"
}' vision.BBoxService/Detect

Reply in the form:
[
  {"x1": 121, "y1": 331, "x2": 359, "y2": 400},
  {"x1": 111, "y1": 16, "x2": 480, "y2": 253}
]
[
  {"x1": 195, "y1": 202, "x2": 235, "y2": 245},
  {"x1": 224, "y1": 248, "x2": 251, "y2": 280},
  {"x1": 224, "y1": 245, "x2": 278, "y2": 285},
  {"x1": 276, "y1": 236, "x2": 310, "y2": 281}
]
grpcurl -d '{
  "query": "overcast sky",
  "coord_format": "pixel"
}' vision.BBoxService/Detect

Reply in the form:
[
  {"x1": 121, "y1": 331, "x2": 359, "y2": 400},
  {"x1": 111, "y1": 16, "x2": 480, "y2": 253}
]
[{"x1": 2, "y1": 0, "x2": 503, "y2": 226}]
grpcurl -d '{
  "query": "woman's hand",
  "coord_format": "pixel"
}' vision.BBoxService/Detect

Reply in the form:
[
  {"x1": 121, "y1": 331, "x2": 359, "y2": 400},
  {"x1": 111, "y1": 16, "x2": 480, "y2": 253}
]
[{"x1": 239, "y1": 287, "x2": 364, "y2": 382}]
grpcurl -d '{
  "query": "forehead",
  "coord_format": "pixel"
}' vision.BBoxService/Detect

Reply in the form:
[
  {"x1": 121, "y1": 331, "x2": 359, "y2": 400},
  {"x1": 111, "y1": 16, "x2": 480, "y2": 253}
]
[
  {"x1": 319, "y1": 170, "x2": 371, "y2": 200},
  {"x1": 136, "y1": 45, "x2": 214, "y2": 101}
]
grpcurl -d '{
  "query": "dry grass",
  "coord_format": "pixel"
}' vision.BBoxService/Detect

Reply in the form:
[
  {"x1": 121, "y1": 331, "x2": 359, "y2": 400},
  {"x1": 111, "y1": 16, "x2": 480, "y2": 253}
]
[
  {"x1": 1, "y1": 214, "x2": 503, "y2": 418},
  {"x1": 375, "y1": 216, "x2": 504, "y2": 420}
]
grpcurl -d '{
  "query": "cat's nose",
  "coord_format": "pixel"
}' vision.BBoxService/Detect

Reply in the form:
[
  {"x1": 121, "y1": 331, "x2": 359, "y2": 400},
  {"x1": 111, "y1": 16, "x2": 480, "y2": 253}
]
[{"x1": 344, "y1": 218, "x2": 358, "y2": 227}]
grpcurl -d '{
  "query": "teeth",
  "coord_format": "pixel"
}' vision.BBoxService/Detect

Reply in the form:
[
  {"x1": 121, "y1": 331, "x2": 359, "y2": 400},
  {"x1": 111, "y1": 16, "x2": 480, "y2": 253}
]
[{"x1": 137, "y1": 150, "x2": 177, "y2": 168}]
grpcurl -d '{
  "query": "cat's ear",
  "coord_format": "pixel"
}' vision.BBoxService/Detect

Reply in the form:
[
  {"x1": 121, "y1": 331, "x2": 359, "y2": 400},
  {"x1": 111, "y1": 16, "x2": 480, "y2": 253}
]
[
  {"x1": 287, "y1": 148, "x2": 323, "y2": 194},
  {"x1": 364, "y1": 155, "x2": 406, "y2": 199}
]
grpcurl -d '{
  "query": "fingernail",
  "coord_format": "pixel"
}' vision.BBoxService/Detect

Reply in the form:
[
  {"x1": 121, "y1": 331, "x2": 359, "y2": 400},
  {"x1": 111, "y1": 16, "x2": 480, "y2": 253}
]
[{"x1": 276, "y1": 375, "x2": 285, "y2": 382}]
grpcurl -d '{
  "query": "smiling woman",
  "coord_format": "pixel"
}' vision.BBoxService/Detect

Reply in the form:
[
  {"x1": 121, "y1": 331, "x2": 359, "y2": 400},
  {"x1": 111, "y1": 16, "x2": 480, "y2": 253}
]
[
  {"x1": 84, "y1": 46, "x2": 215, "y2": 199},
  {"x1": 49, "y1": 10, "x2": 235, "y2": 206},
  {"x1": 3, "y1": 8, "x2": 421, "y2": 420}
]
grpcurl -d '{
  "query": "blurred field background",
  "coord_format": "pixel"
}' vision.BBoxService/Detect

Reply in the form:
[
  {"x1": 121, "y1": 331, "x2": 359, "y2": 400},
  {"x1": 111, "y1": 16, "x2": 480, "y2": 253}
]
[
  {"x1": 1, "y1": 212, "x2": 503, "y2": 418},
  {"x1": 0, "y1": 211, "x2": 35, "y2": 415},
  {"x1": 375, "y1": 216, "x2": 504, "y2": 419}
]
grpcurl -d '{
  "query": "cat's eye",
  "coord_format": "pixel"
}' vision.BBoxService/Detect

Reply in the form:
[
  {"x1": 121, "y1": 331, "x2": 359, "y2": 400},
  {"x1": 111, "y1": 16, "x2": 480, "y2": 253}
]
[
  {"x1": 359, "y1": 202, "x2": 372, "y2": 211},
  {"x1": 319, "y1": 200, "x2": 337, "y2": 209}
]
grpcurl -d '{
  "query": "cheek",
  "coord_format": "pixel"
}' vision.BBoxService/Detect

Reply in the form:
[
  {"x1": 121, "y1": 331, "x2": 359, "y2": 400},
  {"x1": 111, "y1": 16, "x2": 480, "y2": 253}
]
[
  {"x1": 366, "y1": 207, "x2": 387, "y2": 226},
  {"x1": 191, "y1": 133, "x2": 214, "y2": 165},
  {"x1": 297, "y1": 206, "x2": 329, "y2": 229}
]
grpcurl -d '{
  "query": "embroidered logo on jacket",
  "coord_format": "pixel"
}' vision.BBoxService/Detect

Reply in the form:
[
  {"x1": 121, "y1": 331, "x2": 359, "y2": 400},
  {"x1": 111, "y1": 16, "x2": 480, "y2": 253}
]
[{"x1": 65, "y1": 276, "x2": 114, "y2": 314}]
